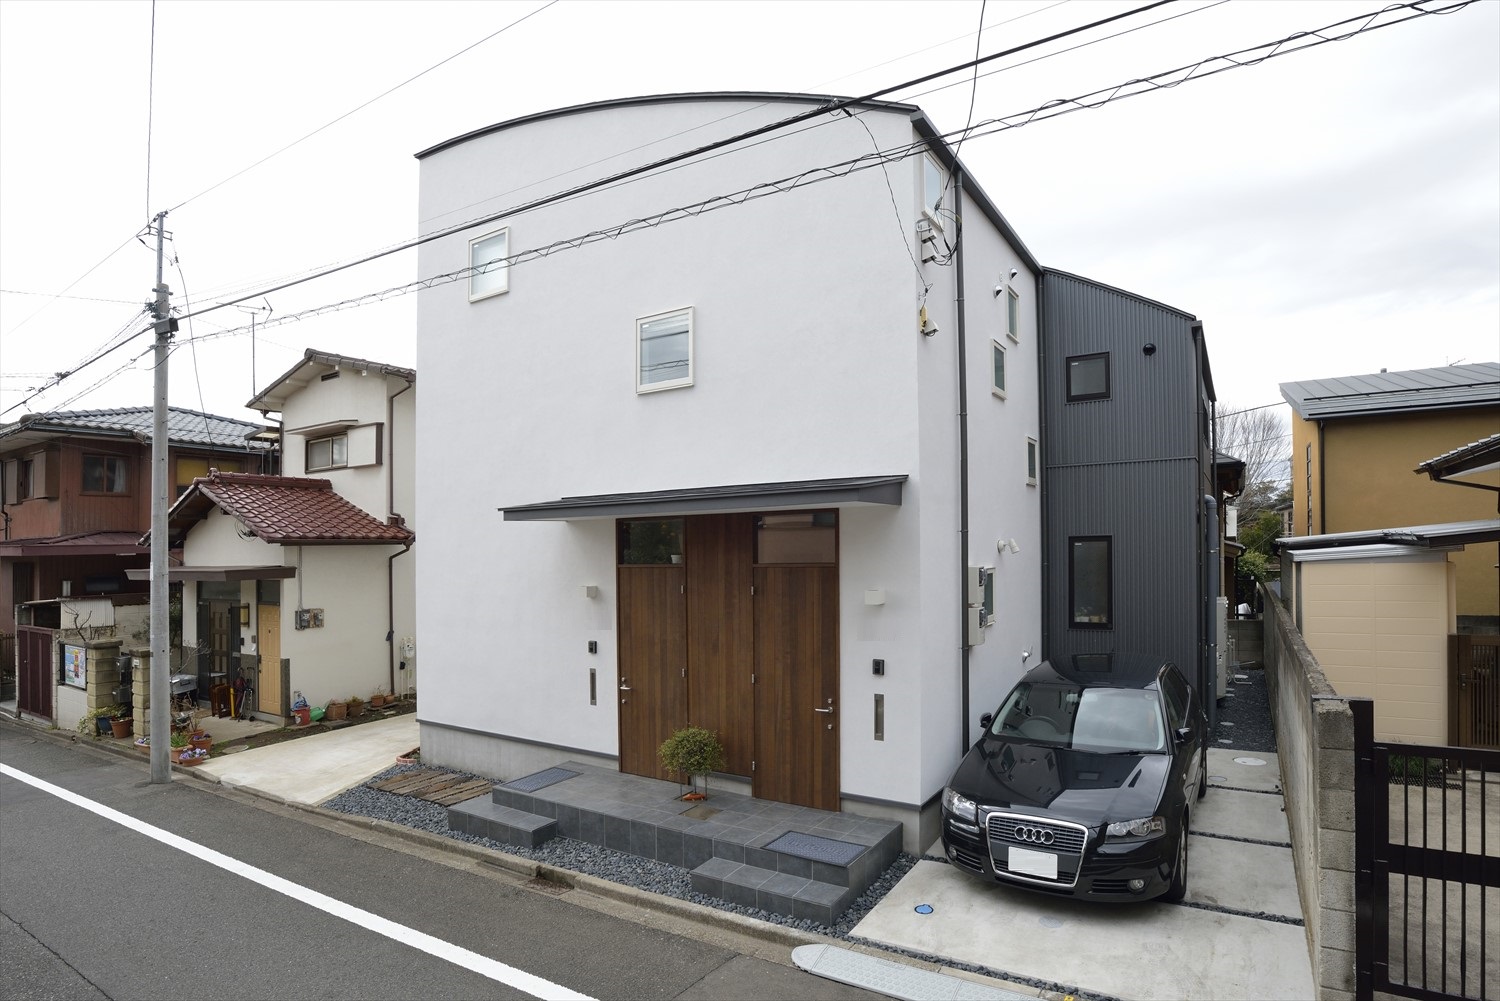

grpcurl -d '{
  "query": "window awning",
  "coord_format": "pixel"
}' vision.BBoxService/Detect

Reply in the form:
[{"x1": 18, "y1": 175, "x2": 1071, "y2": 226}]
[
  {"x1": 502, "y1": 474, "x2": 908, "y2": 522},
  {"x1": 125, "y1": 565, "x2": 297, "y2": 582}
]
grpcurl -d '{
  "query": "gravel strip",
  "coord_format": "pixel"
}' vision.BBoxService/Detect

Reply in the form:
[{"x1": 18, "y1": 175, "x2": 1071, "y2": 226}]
[{"x1": 1213, "y1": 665, "x2": 1276, "y2": 752}]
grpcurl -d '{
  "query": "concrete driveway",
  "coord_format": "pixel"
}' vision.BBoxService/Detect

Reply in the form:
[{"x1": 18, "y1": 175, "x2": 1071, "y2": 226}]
[
  {"x1": 851, "y1": 749, "x2": 1315, "y2": 1001},
  {"x1": 195, "y1": 715, "x2": 420, "y2": 805}
]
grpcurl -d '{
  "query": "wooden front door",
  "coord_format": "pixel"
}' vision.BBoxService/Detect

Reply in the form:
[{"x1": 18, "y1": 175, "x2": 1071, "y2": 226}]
[
  {"x1": 753, "y1": 565, "x2": 840, "y2": 810},
  {"x1": 257, "y1": 604, "x2": 282, "y2": 715},
  {"x1": 685, "y1": 514, "x2": 755, "y2": 775},
  {"x1": 617, "y1": 564, "x2": 687, "y2": 779}
]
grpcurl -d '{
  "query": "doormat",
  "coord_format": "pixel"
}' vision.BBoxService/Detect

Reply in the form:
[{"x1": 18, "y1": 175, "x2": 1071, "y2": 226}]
[
  {"x1": 503, "y1": 766, "x2": 580, "y2": 793},
  {"x1": 765, "y1": 831, "x2": 865, "y2": 866}
]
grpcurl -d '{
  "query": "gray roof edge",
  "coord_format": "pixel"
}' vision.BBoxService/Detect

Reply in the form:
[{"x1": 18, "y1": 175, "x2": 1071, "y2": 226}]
[
  {"x1": 503, "y1": 474, "x2": 909, "y2": 521},
  {"x1": 1276, "y1": 518, "x2": 1500, "y2": 551},
  {"x1": 415, "y1": 92, "x2": 921, "y2": 160},
  {"x1": 1279, "y1": 362, "x2": 1500, "y2": 419},
  {"x1": 247, "y1": 348, "x2": 415, "y2": 412}
]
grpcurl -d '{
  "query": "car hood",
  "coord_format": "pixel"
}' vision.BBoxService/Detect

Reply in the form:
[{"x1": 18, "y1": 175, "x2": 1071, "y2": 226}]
[{"x1": 949, "y1": 737, "x2": 1169, "y2": 826}]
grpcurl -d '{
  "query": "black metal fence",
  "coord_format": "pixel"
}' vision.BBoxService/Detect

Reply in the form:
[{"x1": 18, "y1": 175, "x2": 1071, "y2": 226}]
[{"x1": 1355, "y1": 699, "x2": 1499, "y2": 1000}]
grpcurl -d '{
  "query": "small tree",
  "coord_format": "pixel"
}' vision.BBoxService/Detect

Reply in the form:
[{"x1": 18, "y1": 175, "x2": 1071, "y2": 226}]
[{"x1": 658, "y1": 726, "x2": 726, "y2": 800}]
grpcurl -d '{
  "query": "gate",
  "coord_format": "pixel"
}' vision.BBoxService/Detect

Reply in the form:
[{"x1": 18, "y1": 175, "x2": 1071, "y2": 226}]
[
  {"x1": 1451, "y1": 635, "x2": 1500, "y2": 750},
  {"x1": 16, "y1": 625, "x2": 55, "y2": 720},
  {"x1": 1354, "y1": 699, "x2": 1498, "y2": 1001}
]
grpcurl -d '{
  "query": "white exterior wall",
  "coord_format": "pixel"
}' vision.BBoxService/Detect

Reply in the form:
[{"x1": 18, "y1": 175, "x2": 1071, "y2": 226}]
[
  {"x1": 415, "y1": 97, "x2": 1041, "y2": 827},
  {"x1": 280, "y1": 369, "x2": 400, "y2": 519}
]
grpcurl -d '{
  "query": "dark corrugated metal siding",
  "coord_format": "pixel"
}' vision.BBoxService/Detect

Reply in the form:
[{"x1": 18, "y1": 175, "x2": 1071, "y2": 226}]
[{"x1": 1040, "y1": 272, "x2": 1212, "y2": 696}]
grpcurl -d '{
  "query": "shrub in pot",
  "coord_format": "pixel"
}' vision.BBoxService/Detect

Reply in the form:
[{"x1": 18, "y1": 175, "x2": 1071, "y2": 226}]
[{"x1": 657, "y1": 726, "x2": 726, "y2": 800}]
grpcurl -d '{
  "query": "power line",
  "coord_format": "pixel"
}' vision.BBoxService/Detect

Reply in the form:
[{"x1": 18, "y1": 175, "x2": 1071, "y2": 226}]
[
  {"x1": 165, "y1": 0, "x2": 560, "y2": 215},
  {"x1": 0, "y1": 289, "x2": 141, "y2": 305},
  {"x1": 180, "y1": 0, "x2": 1475, "y2": 347}
]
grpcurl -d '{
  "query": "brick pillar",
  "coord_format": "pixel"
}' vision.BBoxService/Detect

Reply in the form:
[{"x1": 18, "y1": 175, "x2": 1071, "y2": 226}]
[
  {"x1": 131, "y1": 651, "x2": 152, "y2": 737},
  {"x1": 84, "y1": 640, "x2": 124, "y2": 712}
]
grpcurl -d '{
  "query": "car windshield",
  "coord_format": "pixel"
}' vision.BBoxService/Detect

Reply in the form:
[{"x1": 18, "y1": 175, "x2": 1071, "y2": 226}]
[{"x1": 989, "y1": 682, "x2": 1166, "y2": 753}]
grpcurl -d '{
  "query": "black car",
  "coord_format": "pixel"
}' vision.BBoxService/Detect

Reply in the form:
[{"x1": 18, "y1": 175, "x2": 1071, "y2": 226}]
[{"x1": 940, "y1": 653, "x2": 1207, "y2": 902}]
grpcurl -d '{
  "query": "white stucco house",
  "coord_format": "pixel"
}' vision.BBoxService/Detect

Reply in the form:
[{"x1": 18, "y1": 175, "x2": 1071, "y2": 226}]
[
  {"x1": 151, "y1": 350, "x2": 417, "y2": 719},
  {"x1": 413, "y1": 93, "x2": 1049, "y2": 850}
]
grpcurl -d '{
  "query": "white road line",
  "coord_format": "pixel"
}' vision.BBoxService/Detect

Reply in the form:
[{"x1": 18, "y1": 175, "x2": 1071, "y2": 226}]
[{"x1": 0, "y1": 763, "x2": 595, "y2": 1001}]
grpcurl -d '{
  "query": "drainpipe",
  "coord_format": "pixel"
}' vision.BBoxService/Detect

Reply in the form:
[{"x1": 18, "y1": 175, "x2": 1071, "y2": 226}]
[
  {"x1": 386, "y1": 376, "x2": 414, "y2": 698},
  {"x1": 1203, "y1": 494, "x2": 1220, "y2": 726},
  {"x1": 2, "y1": 459, "x2": 10, "y2": 540},
  {"x1": 954, "y1": 170, "x2": 972, "y2": 758},
  {"x1": 1316, "y1": 420, "x2": 1326, "y2": 534},
  {"x1": 1036, "y1": 275, "x2": 1049, "y2": 662}
]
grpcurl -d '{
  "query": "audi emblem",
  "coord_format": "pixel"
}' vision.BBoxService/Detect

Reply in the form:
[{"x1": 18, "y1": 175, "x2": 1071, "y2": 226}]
[{"x1": 1012, "y1": 825, "x2": 1055, "y2": 846}]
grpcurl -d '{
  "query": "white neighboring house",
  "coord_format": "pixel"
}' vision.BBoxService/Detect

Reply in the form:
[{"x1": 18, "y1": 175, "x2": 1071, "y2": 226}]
[
  {"x1": 414, "y1": 93, "x2": 1044, "y2": 851},
  {"x1": 156, "y1": 350, "x2": 416, "y2": 718}
]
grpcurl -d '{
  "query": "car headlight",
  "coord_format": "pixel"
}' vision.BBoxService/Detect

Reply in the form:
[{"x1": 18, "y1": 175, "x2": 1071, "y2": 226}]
[
  {"x1": 942, "y1": 787, "x2": 978, "y2": 824},
  {"x1": 1105, "y1": 815, "x2": 1166, "y2": 839}
]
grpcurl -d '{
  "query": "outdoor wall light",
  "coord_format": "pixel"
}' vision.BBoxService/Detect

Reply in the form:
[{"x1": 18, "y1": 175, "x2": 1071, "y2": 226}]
[
  {"x1": 580, "y1": 585, "x2": 599, "y2": 599},
  {"x1": 996, "y1": 538, "x2": 1020, "y2": 555},
  {"x1": 1142, "y1": 342, "x2": 1157, "y2": 356}
]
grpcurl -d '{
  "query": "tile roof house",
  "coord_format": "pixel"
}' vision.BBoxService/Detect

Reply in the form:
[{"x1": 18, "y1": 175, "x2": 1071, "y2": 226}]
[{"x1": 143, "y1": 351, "x2": 417, "y2": 720}]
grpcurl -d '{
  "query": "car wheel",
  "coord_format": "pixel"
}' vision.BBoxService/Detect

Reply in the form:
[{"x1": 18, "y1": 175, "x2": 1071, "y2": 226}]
[{"x1": 1163, "y1": 815, "x2": 1189, "y2": 902}]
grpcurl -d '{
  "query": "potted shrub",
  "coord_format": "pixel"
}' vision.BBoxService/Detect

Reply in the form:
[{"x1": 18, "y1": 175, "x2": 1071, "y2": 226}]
[
  {"x1": 168, "y1": 730, "x2": 190, "y2": 762},
  {"x1": 109, "y1": 706, "x2": 133, "y2": 739},
  {"x1": 77, "y1": 705, "x2": 129, "y2": 739},
  {"x1": 658, "y1": 726, "x2": 726, "y2": 801},
  {"x1": 346, "y1": 695, "x2": 366, "y2": 719},
  {"x1": 324, "y1": 699, "x2": 347, "y2": 721}
]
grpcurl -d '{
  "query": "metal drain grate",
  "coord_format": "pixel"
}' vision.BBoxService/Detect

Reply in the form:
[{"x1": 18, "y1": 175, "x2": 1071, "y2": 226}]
[
  {"x1": 765, "y1": 831, "x2": 865, "y2": 866},
  {"x1": 503, "y1": 767, "x2": 580, "y2": 792}
]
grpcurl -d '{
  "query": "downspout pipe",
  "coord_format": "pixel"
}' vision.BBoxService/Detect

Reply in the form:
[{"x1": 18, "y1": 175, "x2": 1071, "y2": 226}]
[
  {"x1": 954, "y1": 170, "x2": 972, "y2": 758},
  {"x1": 386, "y1": 376, "x2": 415, "y2": 698},
  {"x1": 1316, "y1": 419, "x2": 1326, "y2": 534},
  {"x1": 1203, "y1": 494, "x2": 1219, "y2": 719}
]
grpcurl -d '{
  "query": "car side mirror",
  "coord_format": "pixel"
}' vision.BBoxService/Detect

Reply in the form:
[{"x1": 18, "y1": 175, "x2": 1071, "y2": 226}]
[
  {"x1": 1175, "y1": 726, "x2": 1193, "y2": 744},
  {"x1": 979, "y1": 713, "x2": 994, "y2": 731}
]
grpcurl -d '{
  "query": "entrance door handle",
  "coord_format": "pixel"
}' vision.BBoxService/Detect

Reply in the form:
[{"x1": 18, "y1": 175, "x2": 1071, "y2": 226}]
[
  {"x1": 813, "y1": 705, "x2": 835, "y2": 714},
  {"x1": 619, "y1": 683, "x2": 633, "y2": 691}
]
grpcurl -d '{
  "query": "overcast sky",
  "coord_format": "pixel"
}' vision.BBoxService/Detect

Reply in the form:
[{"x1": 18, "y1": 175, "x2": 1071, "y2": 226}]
[{"x1": 2, "y1": 0, "x2": 1496, "y2": 442}]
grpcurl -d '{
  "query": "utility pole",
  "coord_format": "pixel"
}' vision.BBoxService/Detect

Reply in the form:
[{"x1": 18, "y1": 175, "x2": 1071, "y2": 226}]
[{"x1": 147, "y1": 210, "x2": 177, "y2": 784}]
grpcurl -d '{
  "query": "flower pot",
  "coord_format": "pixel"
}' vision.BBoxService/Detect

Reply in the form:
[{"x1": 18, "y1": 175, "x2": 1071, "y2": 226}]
[
  {"x1": 110, "y1": 718, "x2": 132, "y2": 739},
  {"x1": 347, "y1": 702, "x2": 366, "y2": 718},
  {"x1": 190, "y1": 735, "x2": 212, "y2": 751},
  {"x1": 325, "y1": 701, "x2": 347, "y2": 721}
]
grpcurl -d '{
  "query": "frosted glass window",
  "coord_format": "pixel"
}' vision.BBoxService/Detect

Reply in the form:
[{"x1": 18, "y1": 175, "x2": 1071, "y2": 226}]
[
  {"x1": 307, "y1": 435, "x2": 347, "y2": 471},
  {"x1": 469, "y1": 228, "x2": 509, "y2": 301},
  {"x1": 991, "y1": 340, "x2": 1007, "y2": 398}
]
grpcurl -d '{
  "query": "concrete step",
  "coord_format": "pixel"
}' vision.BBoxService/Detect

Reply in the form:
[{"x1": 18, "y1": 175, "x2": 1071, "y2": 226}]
[
  {"x1": 448, "y1": 797, "x2": 557, "y2": 849},
  {"x1": 690, "y1": 856, "x2": 858, "y2": 926}
]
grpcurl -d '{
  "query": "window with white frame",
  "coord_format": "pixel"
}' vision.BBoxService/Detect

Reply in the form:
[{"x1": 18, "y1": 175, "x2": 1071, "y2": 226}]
[
  {"x1": 636, "y1": 307, "x2": 693, "y2": 393},
  {"x1": 1026, "y1": 437, "x2": 1038, "y2": 486},
  {"x1": 1007, "y1": 286, "x2": 1020, "y2": 342},
  {"x1": 922, "y1": 156, "x2": 945, "y2": 228},
  {"x1": 469, "y1": 227, "x2": 509, "y2": 302},
  {"x1": 307, "y1": 434, "x2": 348, "y2": 472},
  {"x1": 991, "y1": 340, "x2": 1007, "y2": 398}
]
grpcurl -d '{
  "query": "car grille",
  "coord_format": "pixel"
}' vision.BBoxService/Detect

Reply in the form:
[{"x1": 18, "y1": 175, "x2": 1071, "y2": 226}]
[
  {"x1": 986, "y1": 812, "x2": 1089, "y2": 888},
  {"x1": 1089, "y1": 877, "x2": 1133, "y2": 894}
]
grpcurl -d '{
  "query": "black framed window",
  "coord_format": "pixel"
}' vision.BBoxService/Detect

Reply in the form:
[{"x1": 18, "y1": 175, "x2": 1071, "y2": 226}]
[
  {"x1": 1066, "y1": 352, "x2": 1110, "y2": 402},
  {"x1": 617, "y1": 519, "x2": 684, "y2": 565},
  {"x1": 1069, "y1": 536, "x2": 1111, "y2": 628}
]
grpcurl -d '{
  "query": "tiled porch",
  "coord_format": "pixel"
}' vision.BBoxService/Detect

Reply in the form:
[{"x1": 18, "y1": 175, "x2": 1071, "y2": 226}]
[{"x1": 448, "y1": 761, "x2": 903, "y2": 926}]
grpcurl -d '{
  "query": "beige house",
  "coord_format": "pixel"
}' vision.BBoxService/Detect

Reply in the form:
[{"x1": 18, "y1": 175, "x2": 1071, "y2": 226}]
[
  {"x1": 1279, "y1": 520, "x2": 1499, "y2": 744},
  {"x1": 1280, "y1": 362, "x2": 1499, "y2": 631}
]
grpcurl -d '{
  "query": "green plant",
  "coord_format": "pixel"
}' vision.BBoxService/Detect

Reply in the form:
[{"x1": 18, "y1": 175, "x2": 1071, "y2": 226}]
[
  {"x1": 658, "y1": 726, "x2": 726, "y2": 799},
  {"x1": 347, "y1": 695, "x2": 364, "y2": 707},
  {"x1": 1388, "y1": 753, "x2": 1446, "y2": 785},
  {"x1": 169, "y1": 730, "x2": 190, "y2": 749},
  {"x1": 76, "y1": 704, "x2": 129, "y2": 737}
]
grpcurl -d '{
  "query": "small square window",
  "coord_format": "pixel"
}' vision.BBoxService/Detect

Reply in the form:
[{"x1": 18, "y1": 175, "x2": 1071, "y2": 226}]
[
  {"x1": 307, "y1": 434, "x2": 348, "y2": 472},
  {"x1": 81, "y1": 455, "x2": 127, "y2": 494},
  {"x1": 1066, "y1": 352, "x2": 1110, "y2": 402},
  {"x1": 923, "y1": 156, "x2": 945, "y2": 227},
  {"x1": 991, "y1": 340, "x2": 1007, "y2": 399},
  {"x1": 637, "y1": 307, "x2": 693, "y2": 393},
  {"x1": 1026, "y1": 437, "x2": 1038, "y2": 486},
  {"x1": 469, "y1": 227, "x2": 509, "y2": 301},
  {"x1": 1069, "y1": 536, "x2": 1112, "y2": 628},
  {"x1": 1006, "y1": 287, "x2": 1020, "y2": 342}
]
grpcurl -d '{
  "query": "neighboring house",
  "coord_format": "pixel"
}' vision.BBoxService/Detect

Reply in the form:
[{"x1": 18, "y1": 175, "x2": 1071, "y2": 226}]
[
  {"x1": 145, "y1": 351, "x2": 417, "y2": 720},
  {"x1": 1281, "y1": 362, "x2": 1500, "y2": 631},
  {"x1": 0, "y1": 407, "x2": 275, "y2": 721},
  {"x1": 412, "y1": 93, "x2": 1218, "y2": 851},
  {"x1": 1277, "y1": 519, "x2": 1500, "y2": 746}
]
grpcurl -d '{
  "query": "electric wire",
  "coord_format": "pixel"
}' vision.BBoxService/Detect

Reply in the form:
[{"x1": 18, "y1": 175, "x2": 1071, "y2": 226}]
[
  {"x1": 0, "y1": 290, "x2": 142, "y2": 305},
  {"x1": 0, "y1": 230, "x2": 146, "y2": 341},
  {"x1": 164, "y1": 0, "x2": 560, "y2": 215},
  {"x1": 175, "y1": 0, "x2": 1476, "y2": 348}
]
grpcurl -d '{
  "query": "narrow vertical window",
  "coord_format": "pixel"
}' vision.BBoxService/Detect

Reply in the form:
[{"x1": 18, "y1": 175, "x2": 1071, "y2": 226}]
[
  {"x1": 991, "y1": 340, "x2": 1007, "y2": 398},
  {"x1": 1069, "y1": 536, "x2": 1111, "y2": 627},
  {"x1": 636, "y1": 307, "x2": 693, "y2": 393},
  {"x1": 923, "y1": 156, "x2": 945, "y2": 226},
  {"x1": 1026, "y1": 437, "x2": 1038, "y2": 486},
  {"x1": 1006, "y1": 287, "x2": 1020, "y2": 341},
  {"x1": 469, "y1": 227, "x2": 509, "y2": 301}
]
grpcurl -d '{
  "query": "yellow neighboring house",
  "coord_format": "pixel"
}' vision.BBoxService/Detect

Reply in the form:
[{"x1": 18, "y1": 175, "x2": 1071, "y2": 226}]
[{"x1": 1281, "y1": 362, "x2": 1499, "y2": 629}]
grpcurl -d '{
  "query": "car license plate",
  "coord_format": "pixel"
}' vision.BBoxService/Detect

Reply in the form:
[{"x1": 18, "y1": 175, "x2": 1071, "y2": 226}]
[{"x1": 1009, "y1": 846, "x2": 1058, "y2": 879}]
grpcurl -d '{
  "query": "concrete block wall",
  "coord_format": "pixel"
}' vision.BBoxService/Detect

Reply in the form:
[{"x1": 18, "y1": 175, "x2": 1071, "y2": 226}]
[{"x1": 1262, "y1": 586, "x2": 1361, "y2": 1001}]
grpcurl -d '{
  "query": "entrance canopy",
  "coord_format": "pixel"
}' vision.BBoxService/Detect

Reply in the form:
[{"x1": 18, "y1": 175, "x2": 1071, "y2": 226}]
[
  {"x1": 125, "y1": 565, "x2": 297, "y2": 582},
  {"x1": 501, "y1": 474, "x2": 907, "y2": 522}
]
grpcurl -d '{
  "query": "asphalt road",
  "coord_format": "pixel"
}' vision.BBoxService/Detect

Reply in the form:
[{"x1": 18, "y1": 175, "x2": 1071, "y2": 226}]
[{"x1": 0, "y1": 720, "x2": 877, "y2": 1000}]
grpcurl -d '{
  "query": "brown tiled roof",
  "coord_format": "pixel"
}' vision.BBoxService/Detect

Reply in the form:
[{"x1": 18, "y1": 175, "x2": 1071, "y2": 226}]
[{"x1": 160, "y1": 471, "x2": 413, "y2": 547}]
